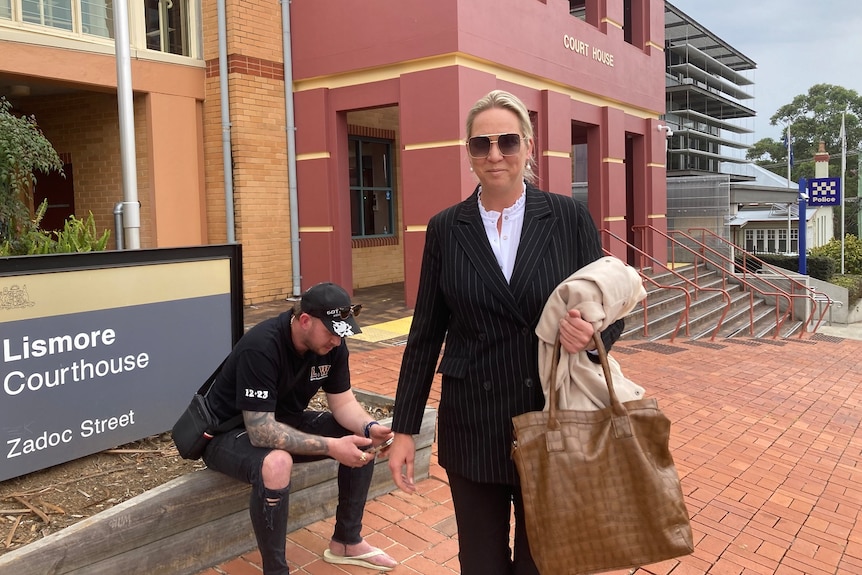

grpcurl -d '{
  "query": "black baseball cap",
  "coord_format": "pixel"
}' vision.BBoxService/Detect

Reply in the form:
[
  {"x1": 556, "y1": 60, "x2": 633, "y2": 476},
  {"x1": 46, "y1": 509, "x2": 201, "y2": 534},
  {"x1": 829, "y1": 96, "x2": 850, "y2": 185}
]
[{"x1": 300, "y1": 282, "x2": 362, "y2": 337}]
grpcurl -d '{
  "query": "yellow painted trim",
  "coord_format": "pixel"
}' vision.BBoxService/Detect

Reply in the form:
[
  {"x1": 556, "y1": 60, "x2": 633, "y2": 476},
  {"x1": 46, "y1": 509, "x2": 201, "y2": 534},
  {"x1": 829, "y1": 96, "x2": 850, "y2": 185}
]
[
  {"x1": 604, "y1": 216, "x2": 626, "y2": 222},
  {"x1": 647, "y1": 162, "x2": 666, "y2": 168},
  {"x1": 299, "y1": 226, "x2": 334, "y2": 233},
  {"x1": 601, "y1": 17, "x2": 624, "y2": 30},
  {"x1": 602, "y1": 157, "x2": 625, "y2": 164},
  {"x1": 296, "y1": 152, "x2": 331, "y2": 161},
  {"x1": 542, "y1": 150, "x2": 571, "y2": 158},
  {"x1": 405, "y1": 225, "x2": 428, "y2": 232},
  {"x1": 294, "y1": 53, "x2": 661, "y2": 121},
  {"x1": 404, "y1": 140, "x2": 464, "y2": 151},
  {"x1": 648, "y1": 214, "x2": 666, "y2": 219},
  {"x1": 646, "y1": 41, "x2": 664, "y2": 52}
]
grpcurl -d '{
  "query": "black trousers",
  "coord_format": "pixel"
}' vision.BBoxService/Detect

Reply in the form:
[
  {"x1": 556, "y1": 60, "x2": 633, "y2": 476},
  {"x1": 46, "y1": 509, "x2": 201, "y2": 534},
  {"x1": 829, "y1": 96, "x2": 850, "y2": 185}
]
[
  {"x1": 203, "y1": 411, "x2": 374, "y2": 575},
  {"x1": 447, "y1": 472, "x2": 540, "y2": 575}
]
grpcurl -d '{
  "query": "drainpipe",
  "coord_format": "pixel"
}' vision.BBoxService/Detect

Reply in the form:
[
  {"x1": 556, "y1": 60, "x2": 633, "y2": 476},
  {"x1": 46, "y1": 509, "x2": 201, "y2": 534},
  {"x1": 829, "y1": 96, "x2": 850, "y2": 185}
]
[
  {"x1": 113, "y1": 202, "x2": 125, "y2": 250},
  {"x1": 217, "y1": 0, "x2": 236, "y2": 243},
  {"x1": 111, "y1": 0, "x2": 140, "y2": 249},
  {"x1": 281, "y1": 0, "x2": 302, "y2": 295}
]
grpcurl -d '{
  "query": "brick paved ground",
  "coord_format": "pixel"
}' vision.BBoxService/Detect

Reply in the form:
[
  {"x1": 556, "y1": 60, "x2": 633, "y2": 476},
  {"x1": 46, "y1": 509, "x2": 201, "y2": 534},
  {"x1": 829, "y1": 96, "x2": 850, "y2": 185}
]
[{"x1": 197, "y1": 285, "x2": 862, "y2": 575}]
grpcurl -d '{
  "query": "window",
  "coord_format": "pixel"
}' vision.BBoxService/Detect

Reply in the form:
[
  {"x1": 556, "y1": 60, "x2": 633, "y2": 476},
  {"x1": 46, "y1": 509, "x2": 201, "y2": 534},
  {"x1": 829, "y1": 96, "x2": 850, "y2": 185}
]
[
  {"x1": 766, "y1": 229, "x2": 777, "y2": 253},
  {"x1": 1, "y1": 0, "x2": 196, "y2": 55},
  {"x1": 778, "y1": 228, "x2": 788, "y2": 253},
  {"x1": 744, "y1": 229, "x2": 754, "y2": 252},
  {"x1": 623, "y1": 0, "x2": 632, "y2": 44},
  {"x1": 744, "y1": 228, "x2": 799, "y2": 254},
  {"x1": 82, "y1": 0, "x2": 113, "y2": 38},
  {"x1": 20, "y1": 0, "x2": 112, "y2": 38},
  {"x1": 145, "y1": 0, "x2": 189, "y2": 55},
  {"x1": 349, "y1": 137, "x2": 394, "y2": 238},
  {"x1": 22, "y1": 0, "x2": 72, "y2": 31},
  {"x1": 569, "y1": 0, "x2": 586, "y2": 20},
  {"x1": 572, "y1": 143, "x2": 588, "y2": 183}
]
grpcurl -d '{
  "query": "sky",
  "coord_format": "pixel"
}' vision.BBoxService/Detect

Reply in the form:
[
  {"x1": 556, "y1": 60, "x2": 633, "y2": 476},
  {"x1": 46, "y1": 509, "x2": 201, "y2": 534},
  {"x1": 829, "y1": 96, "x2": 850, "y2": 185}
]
[{"x1": 668, "y1": 0, "x2": 862, "y2": 143}]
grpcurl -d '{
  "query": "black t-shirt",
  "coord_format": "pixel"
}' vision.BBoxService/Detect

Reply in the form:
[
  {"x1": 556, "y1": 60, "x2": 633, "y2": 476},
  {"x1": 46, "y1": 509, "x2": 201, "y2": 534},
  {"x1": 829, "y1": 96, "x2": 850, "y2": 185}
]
[{"x1": 206, "y1": 311, "x2": 350, "y2": 427}]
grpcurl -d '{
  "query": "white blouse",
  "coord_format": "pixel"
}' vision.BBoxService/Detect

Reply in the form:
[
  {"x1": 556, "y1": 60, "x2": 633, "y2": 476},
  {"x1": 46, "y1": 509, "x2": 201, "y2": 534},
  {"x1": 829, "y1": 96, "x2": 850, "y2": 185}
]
[{"x1": 478, "y1": 185, "x2": 526, "y2": 283}]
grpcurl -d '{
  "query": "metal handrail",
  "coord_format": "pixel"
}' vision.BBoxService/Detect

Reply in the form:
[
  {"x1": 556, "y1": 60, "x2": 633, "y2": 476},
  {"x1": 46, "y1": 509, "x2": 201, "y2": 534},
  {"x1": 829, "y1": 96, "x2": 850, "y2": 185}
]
[
  {"x1": 637, "y1": 272, "x2": 692, "y2": 342},
  {"x1": 634, "y1": 225, "x2": 799, "y2": 339},
  {"x1": 600, "y1": 229, "x2": 728, "y2": 342},
  {"x1": 687, "y1": 227, "x2": 834, "y2": 333}
]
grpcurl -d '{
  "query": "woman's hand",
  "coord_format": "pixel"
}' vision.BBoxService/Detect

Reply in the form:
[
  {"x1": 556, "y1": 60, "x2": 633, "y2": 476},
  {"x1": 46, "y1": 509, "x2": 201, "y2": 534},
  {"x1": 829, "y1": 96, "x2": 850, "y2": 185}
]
[
  {"x1": 387, "y1": 433, "x2": 417, "y2": 494},
  {"x1": 558, "y1": 308, "x2": 596, "y2": 354}
]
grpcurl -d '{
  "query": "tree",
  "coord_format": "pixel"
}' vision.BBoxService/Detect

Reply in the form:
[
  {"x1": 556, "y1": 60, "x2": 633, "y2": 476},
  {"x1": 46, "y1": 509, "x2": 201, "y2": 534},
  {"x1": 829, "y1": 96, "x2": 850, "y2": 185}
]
[
  {"x1": 0, "y1": 96, "x2": 63, "y2": 253},
  {"x1": 746, "y1": 84, "x2": 861, "y2": 235}
]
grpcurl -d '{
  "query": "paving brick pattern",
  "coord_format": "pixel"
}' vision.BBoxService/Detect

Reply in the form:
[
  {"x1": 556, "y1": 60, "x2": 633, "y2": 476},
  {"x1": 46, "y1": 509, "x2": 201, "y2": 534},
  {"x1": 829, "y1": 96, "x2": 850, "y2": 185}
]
[{"x1": 199, "y1": 285, "x2": 862, "y2": 575}]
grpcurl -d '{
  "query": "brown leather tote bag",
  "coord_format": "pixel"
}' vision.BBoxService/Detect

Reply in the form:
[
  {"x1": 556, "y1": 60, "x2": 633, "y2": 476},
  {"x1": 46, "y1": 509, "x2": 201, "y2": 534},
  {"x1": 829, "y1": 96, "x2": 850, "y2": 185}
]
[{"x1": 512, "y1": 334, "x2": 693, "y2": 574}]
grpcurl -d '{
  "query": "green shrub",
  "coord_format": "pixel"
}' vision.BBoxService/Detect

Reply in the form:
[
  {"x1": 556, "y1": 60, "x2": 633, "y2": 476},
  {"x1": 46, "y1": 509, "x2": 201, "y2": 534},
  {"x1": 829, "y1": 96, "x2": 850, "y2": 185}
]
[
  {"x1": 53, "y1": 211, "x2": 110, "y2": 253},
  {"x1": 830, "y1": 274, "x2": 862, "y2": 303},
  {"x1": 756, "y1": 253, "x2": 834, "y2": 282},
  {"x1": 0, "y1": 200, "x2": 110, "y2": 256},
  {"x1": 0, "y1": 98, "x2": 110, "y2": 256},
  {"x1": 809, "y1": 235, "x2": 862, "y2": 276},
  {"x1": 808, "y1": 236, "x2": 862, "y2": 305},
  {"x1": 0, "y1": 97, "x2": 63, "y2": 251}
]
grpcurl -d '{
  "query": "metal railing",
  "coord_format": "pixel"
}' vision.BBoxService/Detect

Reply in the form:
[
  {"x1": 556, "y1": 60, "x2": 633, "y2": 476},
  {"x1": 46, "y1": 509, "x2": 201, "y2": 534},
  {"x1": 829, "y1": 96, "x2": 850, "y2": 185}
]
[
  {"x1": 601, "y1": 229, "x2": 731, "y2": 342},
  {"x1": 633, "y1": 225, "x2": 821, "y2": 339},
  {"x1": 686, "y1": 227, "x2": 835, "y2": 334}
]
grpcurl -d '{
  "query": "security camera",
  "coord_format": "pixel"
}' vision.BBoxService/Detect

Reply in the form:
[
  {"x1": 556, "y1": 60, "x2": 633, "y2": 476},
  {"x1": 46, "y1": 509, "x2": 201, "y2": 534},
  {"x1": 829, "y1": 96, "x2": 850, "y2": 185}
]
[
  {"x1": 799, "y1": 192, "x2": 809, "y2": 201},
  {"x1": 657, "y1": 124, "x2": 674, "y2": 138}
]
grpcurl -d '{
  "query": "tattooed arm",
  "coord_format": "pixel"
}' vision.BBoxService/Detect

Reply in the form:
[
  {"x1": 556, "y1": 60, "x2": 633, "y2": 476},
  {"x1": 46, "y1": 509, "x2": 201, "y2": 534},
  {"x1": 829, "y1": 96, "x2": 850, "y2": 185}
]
[
  {"x1": 243, "y1": 411, "x2": 373, "y2": 466},
  {"x1": 244, "y1": 411, "x2": 329, "y2": 453}
]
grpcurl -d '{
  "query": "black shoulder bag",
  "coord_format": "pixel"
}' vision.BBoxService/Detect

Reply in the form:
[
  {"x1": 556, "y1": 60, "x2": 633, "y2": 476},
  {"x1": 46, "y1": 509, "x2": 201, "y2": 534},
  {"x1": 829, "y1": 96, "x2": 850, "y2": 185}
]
[{"x1": 171, "y1": 357, "x2": 243, "y2": 460}]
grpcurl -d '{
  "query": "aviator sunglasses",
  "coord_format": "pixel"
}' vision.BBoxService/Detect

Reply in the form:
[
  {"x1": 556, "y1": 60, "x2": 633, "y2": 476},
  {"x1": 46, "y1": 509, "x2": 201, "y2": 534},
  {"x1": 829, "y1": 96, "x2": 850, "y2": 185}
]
[
  {"x1": 326, "y1": 304, "x2": 362, "y2": 320},
  {"x1": 466, "y1": 133, "x2": 524, "y2": 158}
]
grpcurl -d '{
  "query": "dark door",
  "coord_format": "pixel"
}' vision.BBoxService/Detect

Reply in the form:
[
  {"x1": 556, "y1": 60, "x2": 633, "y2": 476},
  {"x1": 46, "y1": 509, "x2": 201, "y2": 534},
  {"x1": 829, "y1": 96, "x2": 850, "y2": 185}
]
[{"x1": 33, "y1": 163, "x2": 74, "y2": 233}]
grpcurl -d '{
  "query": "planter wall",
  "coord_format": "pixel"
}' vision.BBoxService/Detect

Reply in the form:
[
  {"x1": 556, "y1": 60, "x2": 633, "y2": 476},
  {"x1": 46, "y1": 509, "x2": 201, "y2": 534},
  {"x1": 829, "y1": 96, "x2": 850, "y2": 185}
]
[{"x1": 0, "y1": 406, "x2": 437, "y2": 575}]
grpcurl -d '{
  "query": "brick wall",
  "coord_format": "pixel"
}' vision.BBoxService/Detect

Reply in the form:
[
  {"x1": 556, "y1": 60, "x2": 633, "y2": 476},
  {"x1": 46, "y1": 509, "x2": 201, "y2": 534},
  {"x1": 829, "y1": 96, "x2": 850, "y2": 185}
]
[
  {"x1": 203, "y1": 1, "x2": 292, "y2": 304},
  {"x1": 21, "y1": 93, "x2": 152, "y2": 250}
]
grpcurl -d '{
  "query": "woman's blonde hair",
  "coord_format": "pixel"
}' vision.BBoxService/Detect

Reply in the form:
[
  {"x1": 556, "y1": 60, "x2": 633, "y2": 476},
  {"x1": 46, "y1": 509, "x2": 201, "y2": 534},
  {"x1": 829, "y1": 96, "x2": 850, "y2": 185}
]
[{"x1": 465, "y1": 90, "x2": 537, "y2": 184}]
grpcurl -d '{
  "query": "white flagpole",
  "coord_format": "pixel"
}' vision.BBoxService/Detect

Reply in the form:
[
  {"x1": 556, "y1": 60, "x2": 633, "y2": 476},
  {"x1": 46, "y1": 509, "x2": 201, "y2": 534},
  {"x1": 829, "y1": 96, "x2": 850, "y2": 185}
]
[{"x1": 841, "y1": 109, "x2": 847, "y2": 274}]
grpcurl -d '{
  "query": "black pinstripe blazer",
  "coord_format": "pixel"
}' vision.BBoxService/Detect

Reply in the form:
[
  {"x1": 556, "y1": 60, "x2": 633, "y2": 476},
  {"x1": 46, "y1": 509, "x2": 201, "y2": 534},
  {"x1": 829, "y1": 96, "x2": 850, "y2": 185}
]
[{"x1": 392, "y1": 183, "x2": 623, "y2": 485}]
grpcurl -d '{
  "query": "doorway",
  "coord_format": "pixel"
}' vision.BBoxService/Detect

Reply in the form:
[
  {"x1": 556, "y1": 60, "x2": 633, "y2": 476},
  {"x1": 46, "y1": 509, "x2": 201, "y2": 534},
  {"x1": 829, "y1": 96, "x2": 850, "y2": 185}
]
[{"x1": 33, "y1": 162, "x2": 75, "y2": 233}]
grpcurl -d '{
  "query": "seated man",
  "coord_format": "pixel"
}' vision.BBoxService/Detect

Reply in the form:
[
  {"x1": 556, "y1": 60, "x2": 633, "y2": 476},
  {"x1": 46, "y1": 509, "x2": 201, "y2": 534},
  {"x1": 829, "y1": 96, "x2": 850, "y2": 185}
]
[{"x1": 203, "y1": 282, "x2": 398, "y2": 574}]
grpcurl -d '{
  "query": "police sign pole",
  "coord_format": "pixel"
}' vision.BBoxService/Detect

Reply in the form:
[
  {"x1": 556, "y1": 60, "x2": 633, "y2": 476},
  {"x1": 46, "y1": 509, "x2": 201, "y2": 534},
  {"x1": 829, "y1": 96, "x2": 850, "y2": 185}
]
[
  {"x1": 802, "y1": 176, "x2": 843, "y2": 275},
  {"x1": 798, "y1": 178, "x2": 807, "y2": 275}
]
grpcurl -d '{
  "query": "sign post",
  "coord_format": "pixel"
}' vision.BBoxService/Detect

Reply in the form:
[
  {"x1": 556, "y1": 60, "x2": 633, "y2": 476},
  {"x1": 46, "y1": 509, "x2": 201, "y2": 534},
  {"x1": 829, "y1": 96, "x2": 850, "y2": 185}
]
[
  {"x1": 798, "y1": 178, "x2": 807, "y2": 275},
  {"x1": 801, "y1": 177, "x2": 843, "y2": 275}
]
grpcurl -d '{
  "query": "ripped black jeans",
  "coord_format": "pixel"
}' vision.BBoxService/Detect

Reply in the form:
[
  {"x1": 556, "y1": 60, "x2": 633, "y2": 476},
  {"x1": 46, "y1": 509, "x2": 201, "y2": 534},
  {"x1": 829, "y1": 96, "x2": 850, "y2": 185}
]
[{"x1": 202, "y1": 411, "x2": 374, "y2": 575}]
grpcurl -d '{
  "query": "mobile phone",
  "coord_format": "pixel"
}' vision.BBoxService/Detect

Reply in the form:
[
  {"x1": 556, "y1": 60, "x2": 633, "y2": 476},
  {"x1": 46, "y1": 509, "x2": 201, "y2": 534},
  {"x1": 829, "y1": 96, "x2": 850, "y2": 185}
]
[{"x1": 365, "y1": 436, "x2": 394, "y2": 455}]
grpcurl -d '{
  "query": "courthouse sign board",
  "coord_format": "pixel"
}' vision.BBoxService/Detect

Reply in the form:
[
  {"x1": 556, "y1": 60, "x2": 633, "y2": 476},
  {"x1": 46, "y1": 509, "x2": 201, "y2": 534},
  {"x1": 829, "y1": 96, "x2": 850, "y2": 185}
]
[{"x1": 0, "y1": 245, "x2": 242, "y2": 482}]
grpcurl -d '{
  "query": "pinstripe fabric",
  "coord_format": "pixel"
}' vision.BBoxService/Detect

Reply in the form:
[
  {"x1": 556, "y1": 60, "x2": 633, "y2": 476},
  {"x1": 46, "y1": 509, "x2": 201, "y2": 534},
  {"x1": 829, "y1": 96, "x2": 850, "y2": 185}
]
[{"x1": 393, "y1": 183, "x2": 623, "y2": 485}]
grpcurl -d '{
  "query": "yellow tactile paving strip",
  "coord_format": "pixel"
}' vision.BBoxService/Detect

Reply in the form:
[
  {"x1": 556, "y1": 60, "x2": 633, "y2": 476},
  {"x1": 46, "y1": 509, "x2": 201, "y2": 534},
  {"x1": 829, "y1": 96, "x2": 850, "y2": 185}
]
[{"x1": 351, "y1": 316, "x2": 413, "y2": 343}]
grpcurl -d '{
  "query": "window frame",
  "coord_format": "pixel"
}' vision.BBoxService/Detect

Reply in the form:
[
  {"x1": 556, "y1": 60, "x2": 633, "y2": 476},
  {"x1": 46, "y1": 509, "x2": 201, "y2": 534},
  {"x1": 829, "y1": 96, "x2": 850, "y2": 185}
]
[
  {"x1": 348, "y1": 135, "x2": 396, "y2": 240},
  {"x1": 0, "y1": 0, "x2": 201, "y2": 59}
]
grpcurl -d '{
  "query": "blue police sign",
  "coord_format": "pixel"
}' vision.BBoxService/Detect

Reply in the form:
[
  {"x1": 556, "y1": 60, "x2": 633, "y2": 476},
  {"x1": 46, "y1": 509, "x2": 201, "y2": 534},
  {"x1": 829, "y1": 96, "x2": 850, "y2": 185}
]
[{"x1": 807, "y1": 177, "x2": 842, "y2": 206}]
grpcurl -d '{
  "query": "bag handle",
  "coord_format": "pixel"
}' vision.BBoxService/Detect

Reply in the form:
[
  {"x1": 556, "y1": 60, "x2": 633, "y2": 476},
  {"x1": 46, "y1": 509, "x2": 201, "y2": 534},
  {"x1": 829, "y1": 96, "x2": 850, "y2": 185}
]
[{"x1": 547, "y1": 332, "x2": 627, "y2": 429}]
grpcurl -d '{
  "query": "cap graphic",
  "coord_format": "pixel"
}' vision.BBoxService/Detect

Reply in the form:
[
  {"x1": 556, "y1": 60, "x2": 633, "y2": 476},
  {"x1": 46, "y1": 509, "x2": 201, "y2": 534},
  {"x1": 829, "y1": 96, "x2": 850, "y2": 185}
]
[{"x1": 300, "y1": 282, "x2": 362, "y2": 337}]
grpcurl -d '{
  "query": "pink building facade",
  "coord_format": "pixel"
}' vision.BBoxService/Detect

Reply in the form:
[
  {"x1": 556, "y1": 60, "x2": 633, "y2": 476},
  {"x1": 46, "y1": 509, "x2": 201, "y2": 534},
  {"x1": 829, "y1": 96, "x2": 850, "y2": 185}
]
[{"x1": 289, "y1": 0, "x2": 668, "y2": 304}]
